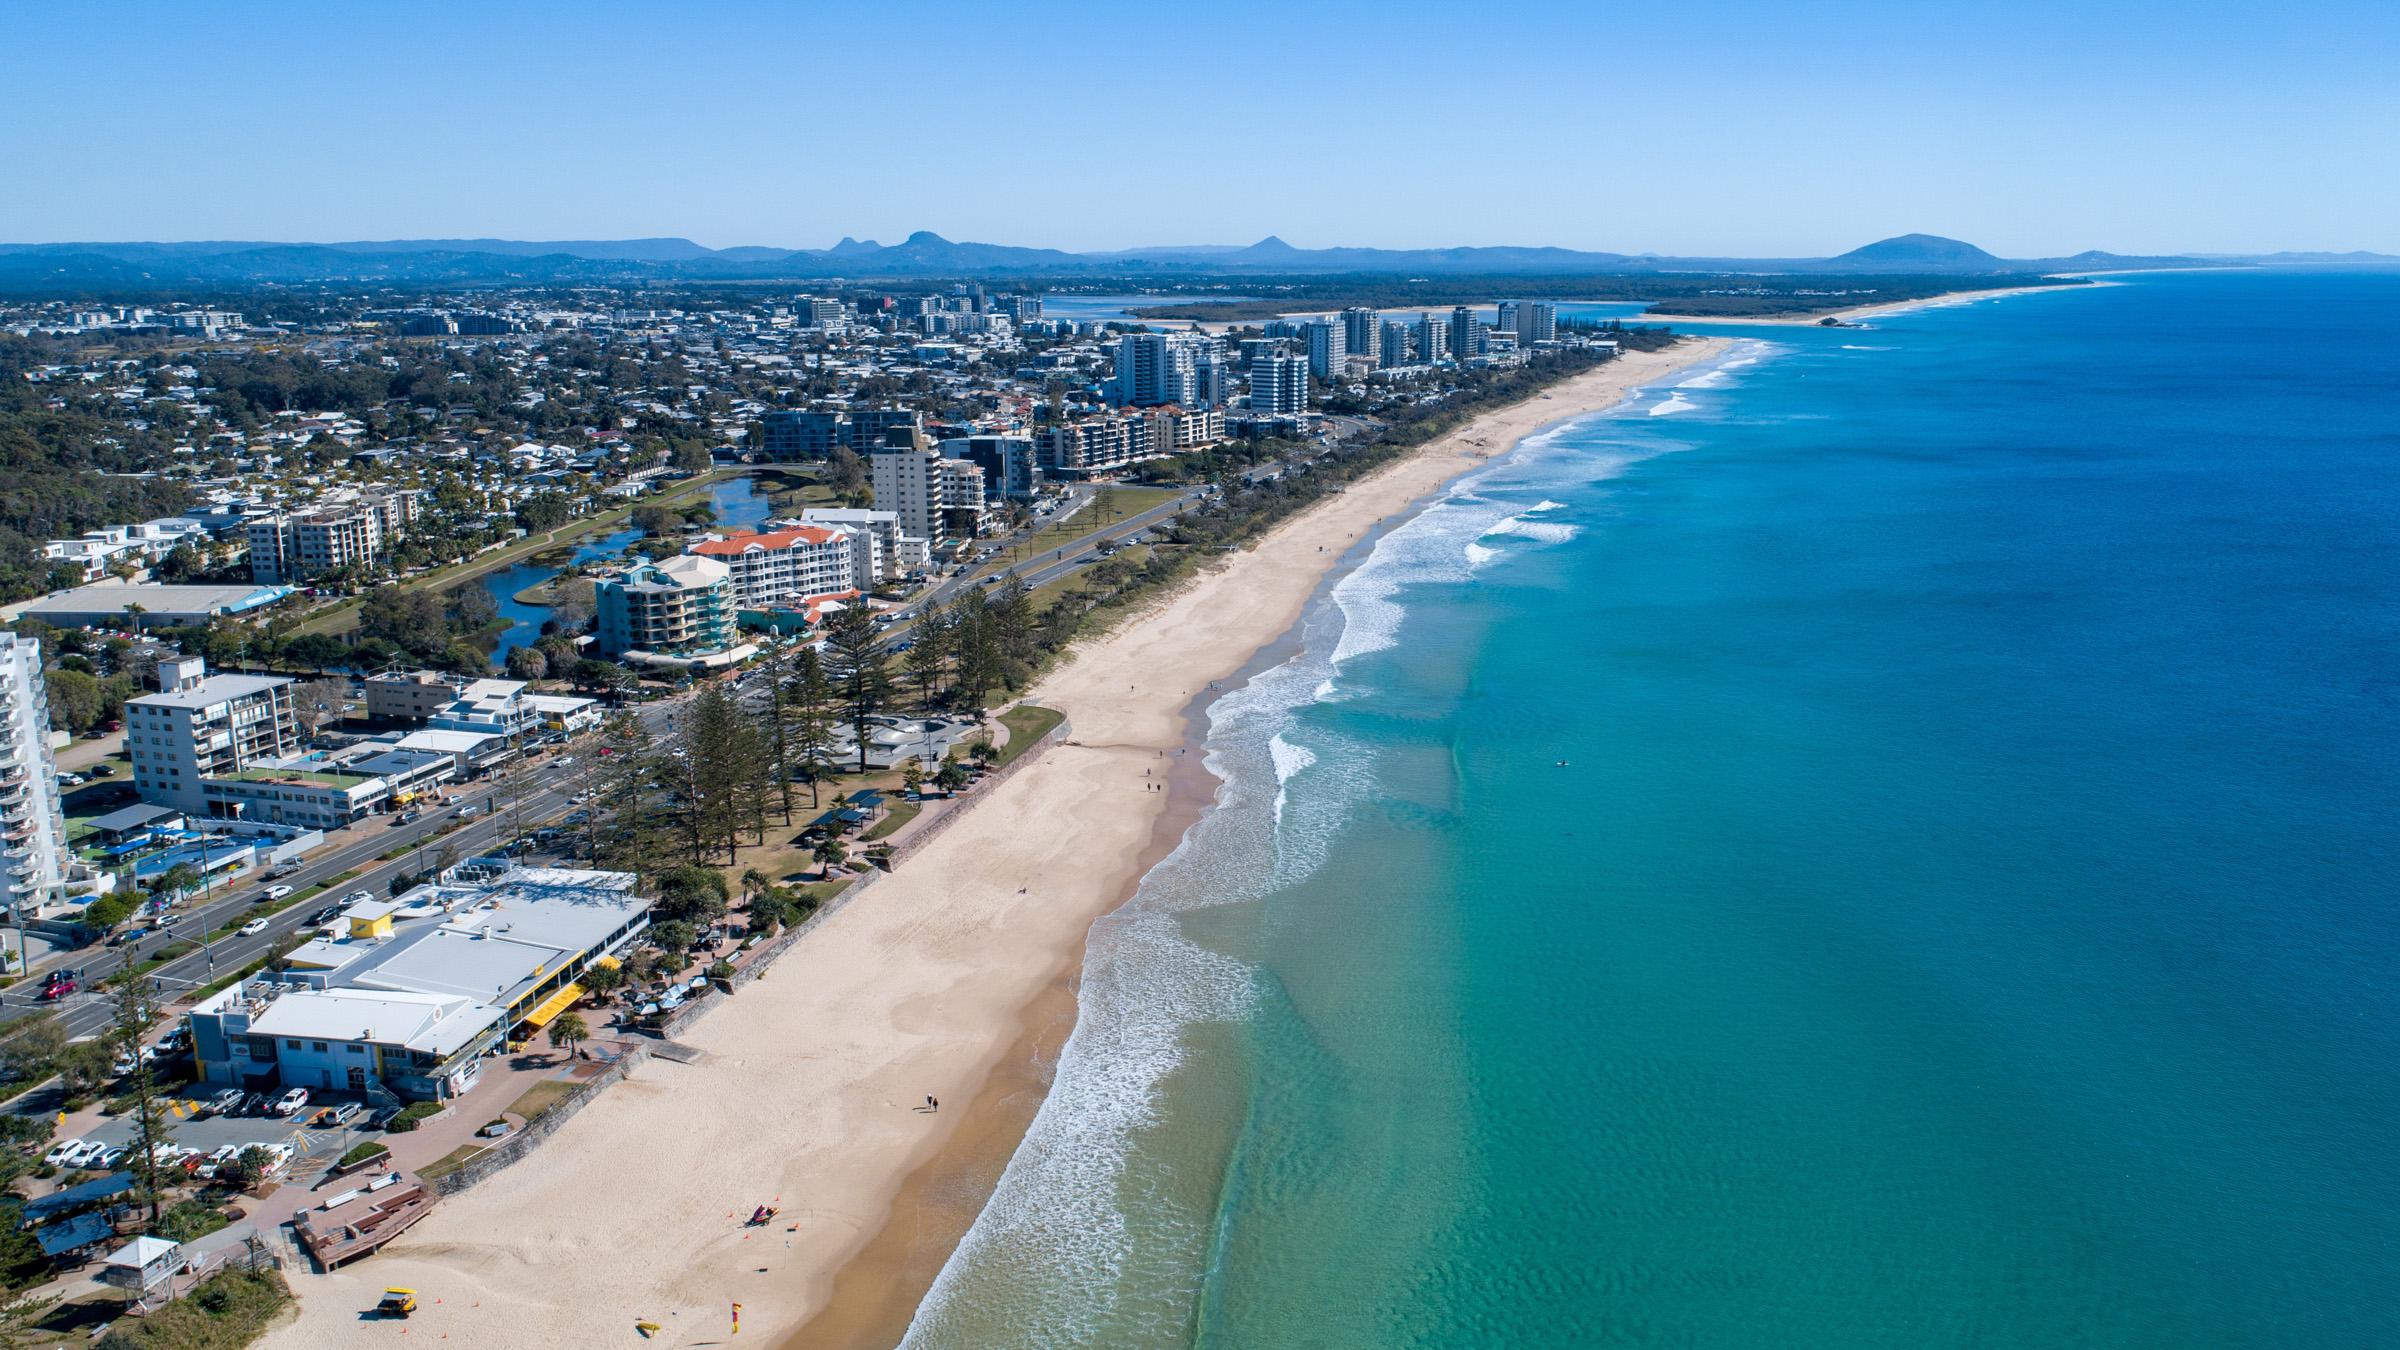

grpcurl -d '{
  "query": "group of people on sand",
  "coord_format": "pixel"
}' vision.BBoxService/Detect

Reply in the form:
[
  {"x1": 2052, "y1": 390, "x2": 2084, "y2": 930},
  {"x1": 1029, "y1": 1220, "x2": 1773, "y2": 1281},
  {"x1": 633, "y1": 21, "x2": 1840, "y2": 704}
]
[{"x1": 747, "y1": 1204, "x2": 780, "y2": 1226}]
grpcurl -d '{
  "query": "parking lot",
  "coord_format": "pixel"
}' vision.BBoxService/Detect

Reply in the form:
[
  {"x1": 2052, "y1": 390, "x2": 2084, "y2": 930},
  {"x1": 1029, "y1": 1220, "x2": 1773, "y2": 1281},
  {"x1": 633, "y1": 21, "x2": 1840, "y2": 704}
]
[{"x1": 65, "y1": 1090, "x2": 384, "y2": 1173}]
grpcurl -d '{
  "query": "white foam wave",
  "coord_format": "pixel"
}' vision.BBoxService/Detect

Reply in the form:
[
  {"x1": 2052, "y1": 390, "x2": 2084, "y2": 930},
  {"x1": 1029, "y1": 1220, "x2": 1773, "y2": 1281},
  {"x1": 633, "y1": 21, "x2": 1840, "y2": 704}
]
[
  {"x1": 1678, "y1": 369, "x2": 1731, "y2": 389},
  {"x1": 1840, "y1": 343, "x2": 1895, "y2": 351},
  {"x1": 908, "y1": 337, "x2": 1797, "y2": 1344},
  {"x1": 1649, "y1": 392, "x2": 1699, "y2": 416},
  {"x1": 1267, "y1": 733, "x2": 1317, "y2": 828}
]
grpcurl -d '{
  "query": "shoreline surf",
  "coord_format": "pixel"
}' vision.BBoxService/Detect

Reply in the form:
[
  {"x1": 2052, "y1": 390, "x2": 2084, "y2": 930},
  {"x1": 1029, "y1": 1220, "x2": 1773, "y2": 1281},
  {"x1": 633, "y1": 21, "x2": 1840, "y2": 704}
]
[{"x1": 258, "y1": 340, "x2": 1726, "y2": 1350}]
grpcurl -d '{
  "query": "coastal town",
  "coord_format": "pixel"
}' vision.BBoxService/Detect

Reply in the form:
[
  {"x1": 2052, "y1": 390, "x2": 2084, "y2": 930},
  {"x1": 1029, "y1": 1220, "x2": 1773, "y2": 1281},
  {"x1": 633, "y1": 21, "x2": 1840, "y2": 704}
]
[{"x1": 0, "y1": 281, "x2": 1676, "y2": 1341}]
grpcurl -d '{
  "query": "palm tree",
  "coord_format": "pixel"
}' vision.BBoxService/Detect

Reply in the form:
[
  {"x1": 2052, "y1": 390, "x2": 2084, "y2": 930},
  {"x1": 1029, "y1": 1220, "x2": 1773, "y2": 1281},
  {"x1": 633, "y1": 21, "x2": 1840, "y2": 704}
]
[
  {"x1": 740, "y1": 868, "x2": 769, "y2": 904},
  {"x1": 812, "y1": 837, "x2": 848, "y2": 880},
  {"x1": 547, "y1": 1010, "x2": 590, "y2": 1062}
]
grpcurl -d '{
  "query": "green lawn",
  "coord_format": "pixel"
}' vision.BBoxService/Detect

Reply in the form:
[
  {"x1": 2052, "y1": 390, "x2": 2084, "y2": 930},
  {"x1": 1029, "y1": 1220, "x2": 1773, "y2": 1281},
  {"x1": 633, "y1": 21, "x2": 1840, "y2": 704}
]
[
  {"x1": 417, "y1": 1143, "x2": 489, "y2": 1182},
  {"x1": 995, "y1": 704, "x2": 1066, "y2": 765},
  {"x1": 860, "y1": 800, "x2": 921, "y2": 841},
  {"x1": 504, "y1": 1078, "x2": 582, "y2": 1123},
  {"x1": 971, "y1": 486, "x2": 1179, "y2": 578}
]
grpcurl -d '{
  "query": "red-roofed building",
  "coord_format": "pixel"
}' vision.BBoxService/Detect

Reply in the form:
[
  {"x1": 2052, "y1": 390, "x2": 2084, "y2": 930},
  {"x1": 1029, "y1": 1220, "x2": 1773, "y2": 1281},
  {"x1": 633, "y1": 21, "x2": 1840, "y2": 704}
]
[{"x1": 686, "y1": 526, "x2": 855, "y2": 608}]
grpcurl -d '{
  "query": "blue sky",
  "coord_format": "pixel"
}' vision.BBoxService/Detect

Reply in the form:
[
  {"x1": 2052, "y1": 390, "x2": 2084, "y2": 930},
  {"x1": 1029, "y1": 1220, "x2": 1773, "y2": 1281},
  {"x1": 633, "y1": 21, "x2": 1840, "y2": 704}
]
[{"x1": 3, "y1": 1, "x2": 2394, "y2": 255}]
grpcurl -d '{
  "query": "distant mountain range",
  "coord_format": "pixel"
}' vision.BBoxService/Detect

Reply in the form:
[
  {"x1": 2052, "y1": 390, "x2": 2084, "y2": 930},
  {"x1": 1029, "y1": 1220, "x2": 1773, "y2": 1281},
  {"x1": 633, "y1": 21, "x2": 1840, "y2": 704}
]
[{"x1": 0, "y1": 232, "x2": 2384, "y2": 291}]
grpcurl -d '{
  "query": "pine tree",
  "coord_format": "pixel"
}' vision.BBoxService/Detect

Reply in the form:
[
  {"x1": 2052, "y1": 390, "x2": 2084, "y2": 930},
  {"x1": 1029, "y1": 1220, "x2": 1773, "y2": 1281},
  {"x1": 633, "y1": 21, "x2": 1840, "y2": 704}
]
[
  {"x1": 989, "y1": 570, "x2": 1035, "y2": 687},
  {"x1": 110, "y1": 957, "x2": 172, "y2": 1224},
  {"x1": 759, "y1": 640, "x2": 798, "y2": 822},
  {"x1": 904, "y1": 611, "x2": 950, "y2": 713},
  {"x1": 823, "y1": 606, "x2": 890, "y2": 774},
  {"x1": 789, "y1": 648, "x2": 838, "y2": 809}
]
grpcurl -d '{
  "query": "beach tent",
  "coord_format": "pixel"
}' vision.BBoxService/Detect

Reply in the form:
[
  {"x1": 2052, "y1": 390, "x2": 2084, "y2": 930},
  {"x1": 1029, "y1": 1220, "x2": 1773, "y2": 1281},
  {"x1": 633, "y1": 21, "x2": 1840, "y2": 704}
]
[{"x1": 21, "y1": 1172, "x2": 135, "y2": 1225}]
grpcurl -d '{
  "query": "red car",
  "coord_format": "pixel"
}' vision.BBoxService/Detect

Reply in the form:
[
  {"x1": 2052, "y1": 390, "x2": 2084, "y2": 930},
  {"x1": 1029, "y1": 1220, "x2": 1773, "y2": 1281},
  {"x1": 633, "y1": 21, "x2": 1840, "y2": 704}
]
[{"x1": 39, "y1": 977, "x2": 75, "y2": 1001}]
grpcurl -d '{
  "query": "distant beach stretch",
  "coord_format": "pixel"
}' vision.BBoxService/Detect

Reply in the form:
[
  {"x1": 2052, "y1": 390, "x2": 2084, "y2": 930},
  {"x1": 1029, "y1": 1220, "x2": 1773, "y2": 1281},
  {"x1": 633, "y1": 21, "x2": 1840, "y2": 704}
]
[{"x1": 259, "y1": 341, "x2": 1726, "y2": 1349}]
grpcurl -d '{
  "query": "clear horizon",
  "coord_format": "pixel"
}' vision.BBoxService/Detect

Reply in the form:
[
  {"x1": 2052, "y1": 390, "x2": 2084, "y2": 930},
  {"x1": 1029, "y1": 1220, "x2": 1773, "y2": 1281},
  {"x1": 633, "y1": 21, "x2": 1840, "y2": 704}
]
[{"x1": 3, "y1": 0, "x2": 2395, "y2": 256}]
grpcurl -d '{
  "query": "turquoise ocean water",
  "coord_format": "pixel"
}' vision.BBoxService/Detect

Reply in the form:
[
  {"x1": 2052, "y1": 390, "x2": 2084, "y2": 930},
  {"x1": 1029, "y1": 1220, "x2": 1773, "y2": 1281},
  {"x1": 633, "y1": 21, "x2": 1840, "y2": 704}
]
[{"x1": 906, "y1": 269, "x2": 2400, "y2": 1348}]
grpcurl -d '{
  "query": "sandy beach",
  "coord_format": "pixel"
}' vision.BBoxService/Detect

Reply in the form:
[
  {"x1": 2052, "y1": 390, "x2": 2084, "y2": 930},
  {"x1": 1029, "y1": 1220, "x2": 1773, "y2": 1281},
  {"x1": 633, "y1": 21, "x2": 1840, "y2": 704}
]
[
  {"x1": 1645, "y1": 279, "x2": 2108, "y2": 326},
  {"x1": 260, "y1": 339, "x2": 1724, "y2": 1349}
]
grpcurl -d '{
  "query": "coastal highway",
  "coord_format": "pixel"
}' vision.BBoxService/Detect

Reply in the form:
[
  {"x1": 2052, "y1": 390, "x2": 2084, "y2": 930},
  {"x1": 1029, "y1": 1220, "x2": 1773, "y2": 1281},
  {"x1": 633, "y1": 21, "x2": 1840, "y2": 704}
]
[
  {"x1": 892, "y1": 485, "x2": 1207, "y2": 633},
  {"x1": 5, "y1": 483, "x2": 1217, "y2": 1051},
  {"x1": 4, "y1": 696, "x2": 689, "y2": 1052}
]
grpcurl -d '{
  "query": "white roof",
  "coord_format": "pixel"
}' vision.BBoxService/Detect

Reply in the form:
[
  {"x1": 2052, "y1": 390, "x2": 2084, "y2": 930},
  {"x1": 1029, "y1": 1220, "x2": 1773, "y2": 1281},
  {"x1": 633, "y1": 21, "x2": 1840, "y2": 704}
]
[
  {"x1": 246, "y1": 987, "x2": 502, "y2": 1057},
  {"x1": 104, "y1": 1236, "x2": 180, "y2": 1269},
  {"x1": 393, "y1": 728, "x2": 507, "y2": 754}
]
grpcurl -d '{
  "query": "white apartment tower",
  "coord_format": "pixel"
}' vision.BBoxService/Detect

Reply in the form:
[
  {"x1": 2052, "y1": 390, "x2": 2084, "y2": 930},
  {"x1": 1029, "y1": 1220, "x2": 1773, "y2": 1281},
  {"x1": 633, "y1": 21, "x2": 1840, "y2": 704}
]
[
  {"x1": 1303, "y1": 320, "x2": 1347, "y2": 379},
  {"x1": 1341, "y1": 307, "x2": 1382, "y2": 364},
  {"x1": 125, "y1": 657, "x2": 301, "y2": 817},
  {"x1": 871, "y1": 447, "x2": 987, "y2": 542},
  {"x1": 0, "y1": 635, "x2": 70, "y2": 907},
  {"x1": 1248, "y1": 353, "x2": 1309, "y2": 416}
]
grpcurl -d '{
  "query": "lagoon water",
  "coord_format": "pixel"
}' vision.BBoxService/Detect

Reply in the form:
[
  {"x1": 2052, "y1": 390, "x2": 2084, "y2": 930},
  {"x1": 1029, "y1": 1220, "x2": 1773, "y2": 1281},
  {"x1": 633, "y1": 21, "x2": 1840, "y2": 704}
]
[
  {"x1": 483, "y1": 475, "x2": 771, "y2": 659},
  {"x1": 908, "y1": 270, "x2": 2400, "y2": 1348}
]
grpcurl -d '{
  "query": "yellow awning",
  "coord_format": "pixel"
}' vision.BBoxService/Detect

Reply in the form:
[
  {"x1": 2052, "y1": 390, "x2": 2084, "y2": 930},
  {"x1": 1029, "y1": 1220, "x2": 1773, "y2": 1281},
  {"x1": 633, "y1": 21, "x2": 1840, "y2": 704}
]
[
  {"x1": 592, "y1": 954, "x2": 621, "y2": 970},
  {"x1": 520, "y1": 982, "x2": 585, "y2": 1029}
]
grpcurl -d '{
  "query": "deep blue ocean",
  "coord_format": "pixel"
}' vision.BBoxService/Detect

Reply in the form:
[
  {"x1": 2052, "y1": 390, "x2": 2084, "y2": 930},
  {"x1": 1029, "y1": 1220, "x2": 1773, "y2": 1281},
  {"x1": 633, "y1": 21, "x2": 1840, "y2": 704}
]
[{"x1": 907, "y1": 269, "x2": 2400, "y2": 1348}]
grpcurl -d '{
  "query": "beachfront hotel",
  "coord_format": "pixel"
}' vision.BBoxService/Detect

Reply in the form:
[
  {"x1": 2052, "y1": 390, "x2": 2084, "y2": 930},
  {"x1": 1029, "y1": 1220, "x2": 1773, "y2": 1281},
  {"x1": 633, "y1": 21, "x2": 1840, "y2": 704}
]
[
  {"x1": 595, "y1": 554, "x2": 740, "y2": 661},
  {"x1": 687, "y1": 525, "x2": 857, "y2": 608}
]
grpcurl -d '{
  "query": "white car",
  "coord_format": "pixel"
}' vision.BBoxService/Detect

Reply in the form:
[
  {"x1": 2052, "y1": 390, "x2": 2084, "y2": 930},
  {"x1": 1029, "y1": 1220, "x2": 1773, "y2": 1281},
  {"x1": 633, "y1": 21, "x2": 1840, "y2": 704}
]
[
  {"x1": 343, "y1": 890, "x2": 373, "y2": 906},
  {"x1": 274, "y1": 1087, "x2": 310, "y2": 1116},
  {"x1": 42, "y1": 1138, "x2": 82, "y2": 1167},
  {"x1": 260, "y1": 883, "x2": 294, "y2": 901},
  {"x1": 97, "y1": 1144, "x2": 129, "y2": 1169},
  {"x1": 62, "y1": 1140, "x2": 107, "y2": 1168},
  {"x1": 238, "y1": 919, "x2": 269, "y2": 937}
]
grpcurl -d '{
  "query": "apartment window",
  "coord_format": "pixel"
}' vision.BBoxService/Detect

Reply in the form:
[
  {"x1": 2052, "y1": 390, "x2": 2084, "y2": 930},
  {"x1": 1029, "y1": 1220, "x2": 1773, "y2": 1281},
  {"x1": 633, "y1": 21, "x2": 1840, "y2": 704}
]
[
  {"x1": 285, "y1": 1039, "x2": 301, "y2": 1050},
  {"x1": 346, "y1": 1044, "x2": 366, "y2": 1055},
  {"x1": 311, "y1": 1041, "x2": 328, "y2": 1053}
]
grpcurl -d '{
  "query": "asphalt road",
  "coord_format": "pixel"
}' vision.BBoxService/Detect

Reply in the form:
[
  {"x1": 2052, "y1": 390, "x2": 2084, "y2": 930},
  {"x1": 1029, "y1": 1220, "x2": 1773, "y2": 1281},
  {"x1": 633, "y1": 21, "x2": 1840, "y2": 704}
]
[
  {"x1": 5, "y1": 481, "x2": 1218, "y2": 1054},
  {"x1": 7, "y1": 696, "x2": 688, "y2": 1049}
]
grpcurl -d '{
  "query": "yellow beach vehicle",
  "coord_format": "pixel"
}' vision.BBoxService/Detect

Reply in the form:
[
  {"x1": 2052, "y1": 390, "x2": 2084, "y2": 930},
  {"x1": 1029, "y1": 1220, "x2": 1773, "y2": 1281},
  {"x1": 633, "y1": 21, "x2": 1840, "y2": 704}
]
[{"x1": 375, "y1": 1288, "x2": 417, "y2": 1318}]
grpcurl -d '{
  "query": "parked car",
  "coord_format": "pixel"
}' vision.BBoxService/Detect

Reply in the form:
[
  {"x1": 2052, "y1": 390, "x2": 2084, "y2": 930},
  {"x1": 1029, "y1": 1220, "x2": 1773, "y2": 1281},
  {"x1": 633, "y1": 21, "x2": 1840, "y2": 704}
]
[
  {"x1": 61, "y1": 1140, "x2": 106, "y2": 1169},
  {"x1": 274, "y1": 1088, "x2": 310, "y2": 1116},
  {"x1": 325, "y1": 1101, "x2": 363, "y2": 1127},
  {"x1": 260, "y1": 883, "x2": 294, "y2": 901},
  {"x1": 205, "y1": 1088, "x2": 245, "y2": 1117},
  {"x1": 58, "y1": 772, "x2": 85, "y2": 787},
  {"x1": 96, "y1": 1144, "x2": 129, "y2": 1169},
  {"x1": 42, "y1": 1138, "x2": 82, "y2": 1168},
  {"x1": 239, "y1": 1091, "x2": 276, "y2": 1117}
]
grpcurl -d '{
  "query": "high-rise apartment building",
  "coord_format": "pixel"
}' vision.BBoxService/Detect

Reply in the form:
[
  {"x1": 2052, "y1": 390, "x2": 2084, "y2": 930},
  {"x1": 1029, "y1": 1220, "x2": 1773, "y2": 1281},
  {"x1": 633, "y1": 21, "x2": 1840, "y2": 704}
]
[
  {"x1": 1449, "y1": 306, "x2": 1484, "y2": 362},
  {"x1": 125, "y1": 656, "x2": 301, "y2": 817},
  {"x1": 1342, "y1": 307, "x2": 1382, "y2": 365},
  {"x1": 247, "y1": 490, "x2": 420, "y2": 583},
  {"x1": 1115, "y1": 333, "x2": 1225, "y2": 408},
  {"x1": 1303, "y1": 321, "x2": 1347, "y2": 379},
  {"x1": 0, "y1": 634, "x2": 69, "y2": 908},
  {"x1": 687, "y1": 527, "x2": 857, "y2": 607},
  {"x1": 1511, "y1": 299, "x2": 1557, "y2": 344},
  {"x1": 595, "y1": 556, "x2": 738, "y2": 659},
  {"x1": 1248, "y1": 353, "x2": 1309, "y2": 416},
  {"x1": 871, "y1": 446, "x2": 987, "y2": 541}
]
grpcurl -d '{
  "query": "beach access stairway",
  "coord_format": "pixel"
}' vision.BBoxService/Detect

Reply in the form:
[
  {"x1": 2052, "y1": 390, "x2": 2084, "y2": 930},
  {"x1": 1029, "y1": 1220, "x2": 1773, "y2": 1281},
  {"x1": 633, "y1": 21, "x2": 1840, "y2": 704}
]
[{"x1": 290, "y1": 1170, "x2": 437, "y2": 1270}]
